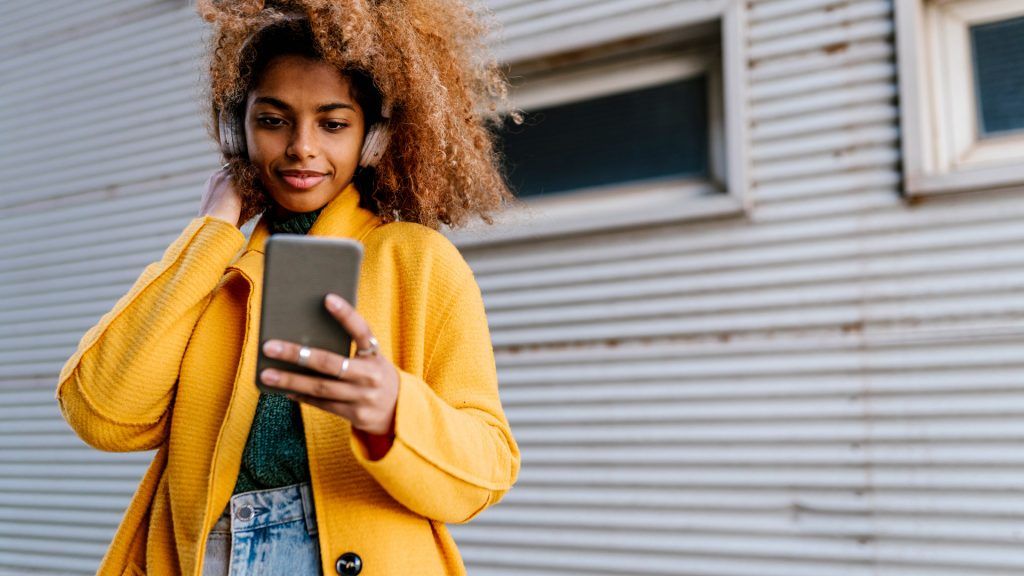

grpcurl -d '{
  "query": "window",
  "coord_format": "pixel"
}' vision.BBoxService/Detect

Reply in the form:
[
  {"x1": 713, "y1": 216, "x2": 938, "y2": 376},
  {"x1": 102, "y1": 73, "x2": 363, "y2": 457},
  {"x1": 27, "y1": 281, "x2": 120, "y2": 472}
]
[
  {"x1": 444, "y1": 4, "x2": 748, "y2": 246},
  {"x1": 896, "y1": 0, "x2": 1024, "y2": 196},
  {"x1": 970, "y1": 15, "x2": 1024, "y2": 136},
  {"x1": 497, "y1": 47, "x2": 720, "y2": 199}
]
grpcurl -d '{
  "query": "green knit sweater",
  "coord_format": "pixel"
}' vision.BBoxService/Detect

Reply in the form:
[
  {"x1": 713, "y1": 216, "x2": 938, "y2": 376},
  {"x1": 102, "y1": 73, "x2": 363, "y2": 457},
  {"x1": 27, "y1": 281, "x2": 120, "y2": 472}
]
[{"x1": 232, "y1": 204, "x2": 325, "y2": 495}]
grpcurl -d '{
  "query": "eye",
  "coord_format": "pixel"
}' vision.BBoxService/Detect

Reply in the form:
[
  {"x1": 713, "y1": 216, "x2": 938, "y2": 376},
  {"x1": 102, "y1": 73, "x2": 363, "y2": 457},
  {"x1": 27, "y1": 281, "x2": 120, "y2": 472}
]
[
  {"x1": 324, "y1": 121, "x2": 349, "y2": 131},
  {"x1": 257, "y1": 117, "x2": 285, "y2": 127}
]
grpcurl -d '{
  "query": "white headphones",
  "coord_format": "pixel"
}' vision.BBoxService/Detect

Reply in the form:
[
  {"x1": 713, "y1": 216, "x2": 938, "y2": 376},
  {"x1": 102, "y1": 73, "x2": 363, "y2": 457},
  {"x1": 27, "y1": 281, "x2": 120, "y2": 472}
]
[{"x1": 357, "y1": 101, "x2": 392, "y2": 169}]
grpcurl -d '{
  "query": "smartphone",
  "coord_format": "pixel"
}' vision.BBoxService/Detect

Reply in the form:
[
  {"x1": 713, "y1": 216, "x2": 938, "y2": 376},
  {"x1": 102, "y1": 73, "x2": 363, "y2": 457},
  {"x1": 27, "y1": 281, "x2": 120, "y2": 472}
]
[{"x1": 255, "y1": 234, "x2": 363, "y2": 395}]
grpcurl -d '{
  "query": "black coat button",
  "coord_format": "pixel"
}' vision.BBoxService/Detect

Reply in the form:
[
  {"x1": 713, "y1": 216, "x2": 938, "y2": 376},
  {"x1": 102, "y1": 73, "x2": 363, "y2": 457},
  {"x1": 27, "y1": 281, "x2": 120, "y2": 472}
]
[{"x1": 335, "y1": 552, "x2": 362, "y2": 575}]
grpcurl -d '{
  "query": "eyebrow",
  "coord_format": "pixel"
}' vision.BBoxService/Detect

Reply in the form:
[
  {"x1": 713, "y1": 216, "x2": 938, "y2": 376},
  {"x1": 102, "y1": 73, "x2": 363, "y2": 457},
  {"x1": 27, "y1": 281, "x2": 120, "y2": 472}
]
[{"x1": 253, "y1": 96, "x2": 355, "y2": 113}]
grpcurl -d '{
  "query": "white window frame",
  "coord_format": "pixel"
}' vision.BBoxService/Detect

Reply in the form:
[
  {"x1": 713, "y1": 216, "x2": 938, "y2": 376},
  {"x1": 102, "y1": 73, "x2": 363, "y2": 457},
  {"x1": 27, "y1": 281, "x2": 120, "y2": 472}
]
[
  {"x1": 509, "y1": 48, "x2": 727, "y2": 185},
  {"x1": 896, "y1": 0, "x2": 1024, "y2": 197},
  {"x1": 444, "y1": 2, "x2": 748, "y2": 246}
]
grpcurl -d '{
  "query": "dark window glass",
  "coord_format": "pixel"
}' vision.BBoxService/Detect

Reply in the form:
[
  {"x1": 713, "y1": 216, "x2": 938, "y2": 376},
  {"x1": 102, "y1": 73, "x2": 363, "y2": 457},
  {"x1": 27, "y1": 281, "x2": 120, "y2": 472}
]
[
  {"x1": 495, "y1": 75, "x2": 709, "y2": 198},
  {"x1": 970, "y1": 15, "x2": 1024, "y2": 136}
]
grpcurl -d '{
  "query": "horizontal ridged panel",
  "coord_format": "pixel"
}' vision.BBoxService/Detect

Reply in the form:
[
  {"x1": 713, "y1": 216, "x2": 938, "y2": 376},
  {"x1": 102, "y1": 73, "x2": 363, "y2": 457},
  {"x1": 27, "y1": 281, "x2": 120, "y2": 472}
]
[
  {"x1": 483, "y1": 0, "x2": 722, "y2": 63},
  {"x1": 0, "y1": 2, "x2": 210, "y2": 211},
  {"x1": 0, "y1": 5, "x2": 224, "y2": 574},
  {"x1": 0, "y1": 0, "x2": 141, "y2": 57},
  {"x1": 452, "y1": 0, "x2": 1024, "y2": 575},
  {"x1": 0, "y1": 390, "x2": 143, "y2": 572}
]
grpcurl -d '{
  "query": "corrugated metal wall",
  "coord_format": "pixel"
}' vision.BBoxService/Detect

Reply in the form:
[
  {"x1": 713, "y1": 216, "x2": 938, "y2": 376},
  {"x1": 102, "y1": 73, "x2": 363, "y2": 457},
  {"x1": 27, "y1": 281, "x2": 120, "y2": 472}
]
[
  {"x1": 2, "y1": 0, "x2": 1024, "y2": 574},
  {"x1": 0, "y1": 1, "x2": 235, "y2": 574},
  {"x1": 450, "y1": 0, "x2": 1024, "y2": 574},
  {"x1": 485, "y1": 0, "x2": 726, "y2": 62}
]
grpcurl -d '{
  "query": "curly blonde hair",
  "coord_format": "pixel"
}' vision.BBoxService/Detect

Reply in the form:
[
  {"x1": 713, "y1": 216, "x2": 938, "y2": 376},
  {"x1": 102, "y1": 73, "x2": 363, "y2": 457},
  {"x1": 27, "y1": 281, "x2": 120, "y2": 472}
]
[{"x1": 196, "y1": 0, "x2": 523, "y2": 230}]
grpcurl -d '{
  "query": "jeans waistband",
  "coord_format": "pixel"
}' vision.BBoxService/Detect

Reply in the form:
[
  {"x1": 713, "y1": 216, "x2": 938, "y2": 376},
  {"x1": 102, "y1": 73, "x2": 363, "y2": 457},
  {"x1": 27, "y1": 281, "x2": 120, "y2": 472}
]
[{"x1": 214, "y1": 481, "x2": 317, "y2": 536}]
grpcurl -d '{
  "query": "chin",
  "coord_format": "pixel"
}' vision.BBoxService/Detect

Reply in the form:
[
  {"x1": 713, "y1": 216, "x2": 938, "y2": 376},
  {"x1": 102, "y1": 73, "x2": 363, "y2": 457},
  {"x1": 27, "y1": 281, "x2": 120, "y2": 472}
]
[
  {"x1": 271, "y1": 195, "x2": 328, "y2": 214},
  {"x1": 260, "y1": 171, "x2": 352, "y2": 213},
  {"x1": 263, "y1": 184, "x2": 325, "y2": 214}
]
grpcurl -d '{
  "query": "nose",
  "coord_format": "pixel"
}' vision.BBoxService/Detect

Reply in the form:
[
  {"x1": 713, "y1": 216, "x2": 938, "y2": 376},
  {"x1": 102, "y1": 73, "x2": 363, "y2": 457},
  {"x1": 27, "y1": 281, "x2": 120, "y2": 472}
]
[{"x1": 286, "y1": 120, "x2": 318, "y2": 159}]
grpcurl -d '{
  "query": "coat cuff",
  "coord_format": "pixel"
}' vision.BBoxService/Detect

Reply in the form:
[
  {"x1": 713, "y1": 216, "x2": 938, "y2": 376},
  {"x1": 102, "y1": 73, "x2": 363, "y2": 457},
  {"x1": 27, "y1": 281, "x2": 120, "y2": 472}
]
[{"x1": 348, "y1": 368, "x2": 513, "y2": 523}]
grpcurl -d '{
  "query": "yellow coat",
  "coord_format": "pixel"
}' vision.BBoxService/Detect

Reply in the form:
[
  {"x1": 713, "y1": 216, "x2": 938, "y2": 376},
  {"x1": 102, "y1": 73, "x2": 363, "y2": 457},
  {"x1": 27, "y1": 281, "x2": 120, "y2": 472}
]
[{"x1": 55, "y1": 182, "x2": 520, "y2": 576}]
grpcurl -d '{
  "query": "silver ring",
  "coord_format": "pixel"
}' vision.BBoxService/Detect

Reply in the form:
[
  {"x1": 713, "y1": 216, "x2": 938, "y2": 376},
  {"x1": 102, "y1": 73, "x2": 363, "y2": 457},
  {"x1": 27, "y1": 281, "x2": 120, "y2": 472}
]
[
  {"x1": 297, "y1": 345, "x2": 312, "y2": 368},
  {"x1": 336, "y1": 357, "x2": 350, "y2": 379},
  {"x1": 356, "y1": 336, "x2": 379, "y2": 357}
]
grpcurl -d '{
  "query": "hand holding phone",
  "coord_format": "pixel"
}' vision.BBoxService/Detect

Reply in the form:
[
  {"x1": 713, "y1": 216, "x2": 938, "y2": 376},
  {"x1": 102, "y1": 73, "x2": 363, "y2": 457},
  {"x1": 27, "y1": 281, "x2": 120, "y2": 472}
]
[
  {"x1": 256, "y1": 234, "x2": 362, "y2": 394},
  {"x1": 255, "y1": 234, "x2": 400, "y2": 445}
]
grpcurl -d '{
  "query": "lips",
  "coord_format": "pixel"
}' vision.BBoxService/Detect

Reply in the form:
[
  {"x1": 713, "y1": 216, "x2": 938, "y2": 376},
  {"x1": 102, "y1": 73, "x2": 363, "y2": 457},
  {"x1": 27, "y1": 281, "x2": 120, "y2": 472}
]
[{"x1": 279, "y1": 170, "x2": 326, "y2": 190}]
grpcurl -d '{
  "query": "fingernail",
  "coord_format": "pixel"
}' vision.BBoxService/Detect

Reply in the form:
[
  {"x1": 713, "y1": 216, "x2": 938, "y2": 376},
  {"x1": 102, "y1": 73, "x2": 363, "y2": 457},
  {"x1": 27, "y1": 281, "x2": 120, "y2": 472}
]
[
  {"x1": 261, "y1": 369, "x2": 279, "y2": 384},
  {"x1": 263, "y1": 341, "x2": 283, "y2": 355},
  {"x1": 326, "y1": 294, "x2": 343, "y2": 310}
]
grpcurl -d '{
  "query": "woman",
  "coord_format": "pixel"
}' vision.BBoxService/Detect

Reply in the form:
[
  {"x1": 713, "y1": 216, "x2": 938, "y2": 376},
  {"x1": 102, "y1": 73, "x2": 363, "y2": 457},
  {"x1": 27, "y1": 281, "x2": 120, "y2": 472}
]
[{"x1": 55, "y1": 2, "x2": 521, "y2": 574}]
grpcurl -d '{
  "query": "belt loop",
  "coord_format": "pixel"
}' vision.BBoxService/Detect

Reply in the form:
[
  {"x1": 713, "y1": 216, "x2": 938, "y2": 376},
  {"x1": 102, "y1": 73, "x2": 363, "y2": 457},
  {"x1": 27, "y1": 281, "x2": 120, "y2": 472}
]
[{"x1": 299, "y1": 482, "x2": 317, "y2": 536}]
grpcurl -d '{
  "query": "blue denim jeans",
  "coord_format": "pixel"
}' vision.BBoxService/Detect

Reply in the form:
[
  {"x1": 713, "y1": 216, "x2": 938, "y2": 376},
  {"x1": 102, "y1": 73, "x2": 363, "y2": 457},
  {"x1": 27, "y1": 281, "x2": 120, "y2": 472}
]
[{"x1": 202, "y1": 481, "x2": 322, "y2": 575}]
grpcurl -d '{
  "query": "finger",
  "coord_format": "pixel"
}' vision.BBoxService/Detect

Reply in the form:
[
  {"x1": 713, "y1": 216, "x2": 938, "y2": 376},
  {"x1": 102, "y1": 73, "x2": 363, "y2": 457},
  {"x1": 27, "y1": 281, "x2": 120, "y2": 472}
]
[
  {"x1": 287, "y1": 392, "x2": 358, "y2": 420},
  {"x1": 263, "y1": 339, "x2": 361, "y2": 381},
  {"x1": 324, "y1": 294, "x2": 378, "y2": 352},
  {"x1": 287, "y1": 392, "x2": 382, "y2": 432},
  {"x1": 260, "y1": 367, "x2": 366, "y2": 402}
]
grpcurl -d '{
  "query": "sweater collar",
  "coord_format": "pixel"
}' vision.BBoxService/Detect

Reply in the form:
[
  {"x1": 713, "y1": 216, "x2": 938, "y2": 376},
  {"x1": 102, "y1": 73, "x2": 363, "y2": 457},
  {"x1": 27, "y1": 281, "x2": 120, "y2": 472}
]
[
  {"x1": 268, "y1": 204, "x2": 324, "y2": 236},
  {"x1": 243, "y1": 181, "x2": 382, "y2": 255}
]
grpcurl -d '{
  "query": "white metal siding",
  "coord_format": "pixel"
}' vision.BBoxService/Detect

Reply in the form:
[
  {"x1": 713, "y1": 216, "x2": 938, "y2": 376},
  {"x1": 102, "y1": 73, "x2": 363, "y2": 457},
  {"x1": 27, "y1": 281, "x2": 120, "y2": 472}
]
[
  {"x1": 450, "y1": 0, "x2": 1024, "y2": 574},
  {"x1": 0, "y1": 1, "x2": 234, "y2": 574},
  {"x1": 2, "y1": 0, "x2": 1024, "y2": 575},
  {"x1": 486, "y1": 0, "x2": 727, "y2": 62}
]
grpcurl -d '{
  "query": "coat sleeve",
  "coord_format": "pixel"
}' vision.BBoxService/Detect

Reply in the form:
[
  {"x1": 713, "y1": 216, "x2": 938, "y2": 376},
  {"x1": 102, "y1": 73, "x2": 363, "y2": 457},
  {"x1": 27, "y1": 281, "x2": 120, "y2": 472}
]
[
  {"x1": 349, "y1": 272, "x2": 521, "y2": 524},
  {"x1": 55, "y1": 216, "x2": 246, "y2": 452}
]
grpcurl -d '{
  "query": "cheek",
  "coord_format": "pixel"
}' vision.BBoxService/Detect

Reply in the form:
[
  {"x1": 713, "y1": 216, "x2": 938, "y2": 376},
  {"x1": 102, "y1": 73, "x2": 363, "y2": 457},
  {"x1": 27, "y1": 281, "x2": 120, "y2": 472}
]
[
  {"x1": 339, "y1": 130, "x2": 367, "y2": 163},
  {"x1": 243, "y1": 147, "x2": 275, "y2": 190},
  {"x1": 246, "y1": 141, "x2": 274, "y2": 173},
  {"x1": 245, "y1": 127, "x2": 280, "y2": 160}
]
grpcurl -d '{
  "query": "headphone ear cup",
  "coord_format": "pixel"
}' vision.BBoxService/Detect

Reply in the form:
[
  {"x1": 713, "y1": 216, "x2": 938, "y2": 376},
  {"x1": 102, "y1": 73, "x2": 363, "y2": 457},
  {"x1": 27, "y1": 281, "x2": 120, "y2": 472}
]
[
  {"x1": 218, "y1": 107, "x2": 247, "y2": 158},
  {"x1": 358, "y1": 122, "x2": 391, "y2": 168}
]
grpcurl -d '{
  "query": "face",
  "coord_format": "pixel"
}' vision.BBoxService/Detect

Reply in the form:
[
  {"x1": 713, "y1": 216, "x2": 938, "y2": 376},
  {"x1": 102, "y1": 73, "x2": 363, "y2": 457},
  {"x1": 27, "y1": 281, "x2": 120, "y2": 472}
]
[{"x1": 245, "y1": 54, "x2": 366, "y2": 216}]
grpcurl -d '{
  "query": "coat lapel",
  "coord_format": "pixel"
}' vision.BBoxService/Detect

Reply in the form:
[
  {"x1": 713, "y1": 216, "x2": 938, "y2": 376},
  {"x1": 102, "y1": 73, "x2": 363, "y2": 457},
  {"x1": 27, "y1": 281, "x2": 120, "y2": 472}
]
[
  {"x1": 233, "y1": 182, "x2": 381, "y2": 260},
  {"x1": 202, "y1": 181, "x2": 384, "y2": 548},
  {"x1": 224, "y1": 178, "x2": 384, "y2": 438}
]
